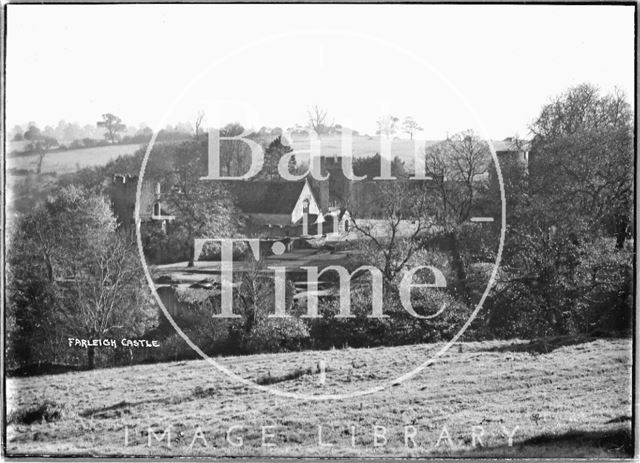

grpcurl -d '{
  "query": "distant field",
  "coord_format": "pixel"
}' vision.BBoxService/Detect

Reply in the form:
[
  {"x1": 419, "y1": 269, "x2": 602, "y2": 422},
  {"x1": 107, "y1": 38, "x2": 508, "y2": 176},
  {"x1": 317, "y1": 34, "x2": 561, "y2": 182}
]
[
  {"x1": 6, "y1": 144, "x2": 142, "y2": 175},
  {"x1": 289, "y1": 135, "x2": 437, "y2": 164},
  {"x1": 5, "y1": 136, "x2": 435, "y2": 177},
  {"x1": 4, "y1": 136, "x2": 423, "y2": 177},
  {"x1": 5, "y1": 337, "x2": 632, "y2": 457}
]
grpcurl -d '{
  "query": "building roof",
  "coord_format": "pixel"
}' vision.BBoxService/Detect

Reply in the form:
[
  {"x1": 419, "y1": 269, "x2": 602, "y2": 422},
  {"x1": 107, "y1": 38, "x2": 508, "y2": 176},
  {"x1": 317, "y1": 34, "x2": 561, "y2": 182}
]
[{"x1": 221, "y1": 180, "x2": 315, "y2": 215}]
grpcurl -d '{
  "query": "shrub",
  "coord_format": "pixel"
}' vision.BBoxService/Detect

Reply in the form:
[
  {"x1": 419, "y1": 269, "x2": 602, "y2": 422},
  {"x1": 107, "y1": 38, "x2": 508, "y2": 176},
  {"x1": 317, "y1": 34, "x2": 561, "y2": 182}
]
[
  {"x1": 9, "y1": 400, "x2": 68, "y2": 425},
  {"x1": 481, "y1": 236, "x2": 633, "y2": 339},
  {"x1": 147, "y1": 332, "x2": 201, "y2": 363},
  {"x1": 153, "y1": 271, "x2": 308, "y2": 357},
  {"x1": 306, "y1": 284, "x2": 472, "y2": 349}
]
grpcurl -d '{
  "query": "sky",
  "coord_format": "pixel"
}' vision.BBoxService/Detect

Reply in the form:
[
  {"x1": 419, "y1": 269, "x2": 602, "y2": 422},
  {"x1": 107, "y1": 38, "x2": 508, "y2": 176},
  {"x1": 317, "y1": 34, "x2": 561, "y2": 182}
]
[{"x1": 6, "y1": 4, "x2": 635, "y2": 140}]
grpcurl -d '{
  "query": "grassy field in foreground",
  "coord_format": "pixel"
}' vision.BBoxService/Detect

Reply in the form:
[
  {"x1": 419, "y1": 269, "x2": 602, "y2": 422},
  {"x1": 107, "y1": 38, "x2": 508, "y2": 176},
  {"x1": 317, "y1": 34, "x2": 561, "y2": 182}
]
[{"x1": 5, "y1": 338, "x2": 633, "y2": 458}]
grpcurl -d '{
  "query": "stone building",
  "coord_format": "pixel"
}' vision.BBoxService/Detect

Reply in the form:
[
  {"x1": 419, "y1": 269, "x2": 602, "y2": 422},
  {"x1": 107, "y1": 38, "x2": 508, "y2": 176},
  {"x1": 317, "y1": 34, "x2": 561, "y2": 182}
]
[
  {"x1": 109, "y1": 145, "x2": 525, "y2": 239},
  {"x1": 110, "y1": 174, "x2": 173, "y2": 235}
]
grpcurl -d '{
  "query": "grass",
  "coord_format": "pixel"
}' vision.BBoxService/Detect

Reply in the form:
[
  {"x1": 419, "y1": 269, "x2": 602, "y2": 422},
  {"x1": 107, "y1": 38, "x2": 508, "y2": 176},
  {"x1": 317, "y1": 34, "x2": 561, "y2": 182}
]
[
  {"x1": 4, "y1": 135, "x2": 432, "y2": 225},
  {"x1": 288, "y1": 134, "x2": 440, "y2": 164},
  {"x1": 457, "y1": 428, "x2": 633, "y2": 458},
  {"x1": 5, "y1": 337, "x2": 632, "y2": 457},
  {"x1": 255, "y1": 366, "x2": 320, "y2": 386},
  {"x1": 5, "y1": 143, "x2": 142, "y2": 222},
  {"x1": 6, "y1": 143, "x2": 141, "y2": 175},
  {"x1": 5, "y1": 135, "x2": 421, "y2": 178},
  {"x1": 8, "y1": 400, "x2": 69, "y2": 426}
]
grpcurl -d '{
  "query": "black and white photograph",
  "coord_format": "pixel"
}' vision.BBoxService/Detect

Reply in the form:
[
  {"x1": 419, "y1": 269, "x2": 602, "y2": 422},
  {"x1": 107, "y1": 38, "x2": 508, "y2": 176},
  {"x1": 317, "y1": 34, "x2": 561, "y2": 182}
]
[{"x1": 1, "y1": 2, "x2": 636, "y2": 459}]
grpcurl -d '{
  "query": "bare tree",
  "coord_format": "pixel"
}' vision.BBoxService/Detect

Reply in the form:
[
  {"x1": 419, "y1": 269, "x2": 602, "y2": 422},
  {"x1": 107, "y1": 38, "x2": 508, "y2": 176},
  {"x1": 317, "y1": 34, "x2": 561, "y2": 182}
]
[
  {"x1": 376, "y1": 114, "x2": 400, "y2": 138},
  {"x1": 64, "y1": 234, "x2": 151, "y2": 368},
  {"x1": 194, "y1": 110, "x2": 205, "y2": 137},
  {"x1": 8, "y1": 187, "x2": 155, "y2": 369},
  {"x1": 33, "y1": 137, "x2": 58, "y2": 175},
  {"x1": 219, "y1": 123, "x2": 253, "y2": 177},
  {"x1": 424, "y1": 130, "x2": 491, "y2": 300},
  {"x1": 529, "y1": 84, "x2": 633, "y2": 248},
  {"x1": 307, "y1": 105, "x2": 334, "y2": 135},
  {"x1": 160, "y1": 140, "x2": 240, "y2": 267},
  {"x1": 23, "y1": 125, "x2": 57, "y2": 174},
  {"x1": 402, "y1": 116, "x2": 423, "y2": 140},
  {"x1": 348, "y1": 181, "x2": 433, "y2": 285}
]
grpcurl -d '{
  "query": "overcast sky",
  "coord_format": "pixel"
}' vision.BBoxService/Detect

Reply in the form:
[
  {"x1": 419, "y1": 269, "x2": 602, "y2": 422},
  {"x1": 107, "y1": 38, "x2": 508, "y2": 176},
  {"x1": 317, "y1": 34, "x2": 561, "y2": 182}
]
[{"x1": 6, "y1": 4, "x2": 635, "y2": 140}]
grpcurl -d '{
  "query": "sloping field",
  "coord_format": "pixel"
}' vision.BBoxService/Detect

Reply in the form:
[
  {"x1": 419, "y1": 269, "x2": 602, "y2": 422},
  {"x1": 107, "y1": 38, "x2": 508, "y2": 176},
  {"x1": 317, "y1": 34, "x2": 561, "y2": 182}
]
[
  {"x1": 291, "y1": 135, "x2": 414, "y2": 158},
  {"x1": 6, "y1": 144, "x2": 142, "y2": 174},
  {"x1": 5, "y1": 337, "x2": 632, "y2": 457},
  {"x1": 4, "y1": 136, "x2": 427, "y2": 178},
  {"x1": 289, "y1": 135, "x2": 438, "y2": 164}
]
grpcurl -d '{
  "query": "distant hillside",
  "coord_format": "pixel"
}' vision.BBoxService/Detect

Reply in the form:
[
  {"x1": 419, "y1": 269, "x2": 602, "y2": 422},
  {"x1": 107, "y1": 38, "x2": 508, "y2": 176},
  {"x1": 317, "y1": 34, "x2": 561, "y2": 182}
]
[
  {"x1": 7, "y1": 140, "x2": 32, "y2": 154},
  {"x1": 6, "y1": 143, "x2": 142, "y2": 175},
  {"x1": 289, "y1": 135, "x2": 440, "y2": 163}
]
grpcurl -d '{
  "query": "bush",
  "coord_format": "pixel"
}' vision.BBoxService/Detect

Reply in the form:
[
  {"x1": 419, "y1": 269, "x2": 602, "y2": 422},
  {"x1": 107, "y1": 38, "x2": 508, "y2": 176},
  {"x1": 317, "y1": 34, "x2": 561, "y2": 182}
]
[
  {"x1": 481, "y1": 236, "x2": 633, "y2": 339},
  {"x1": 69, "y1": 139, "x2": 84, "y2": 150},
  {"x1": 384, "y1": 288, "x2": 473, "y2": 344},
  {"x1": 151, "y1": 272, "x2": 308, "y2": 358},
  {"x1": 578, "y1": 238, "x2": 632, "y2": 334},
  {"x1": 233, "y1": 317, "x2": 309, "y2": 354},
  {"x1": 9, "y1": 400, "x2": 68, "y2": 425},
  {"x1": 306, "y1": 284, "x2": 472, "y2": 349},
  {"x1": 147, "y1": 332, "x2": 201, "y2": 363},
  {"x1": 230, "y1": 270, "x2": 309, "y2": 354}
]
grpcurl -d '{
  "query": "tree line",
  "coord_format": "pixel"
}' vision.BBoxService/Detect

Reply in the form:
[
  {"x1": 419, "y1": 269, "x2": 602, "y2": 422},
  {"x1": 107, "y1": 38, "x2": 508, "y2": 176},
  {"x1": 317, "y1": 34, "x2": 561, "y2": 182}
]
[{"x1": 5, "y1": 84, "x2": 633, "y2": 373}]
